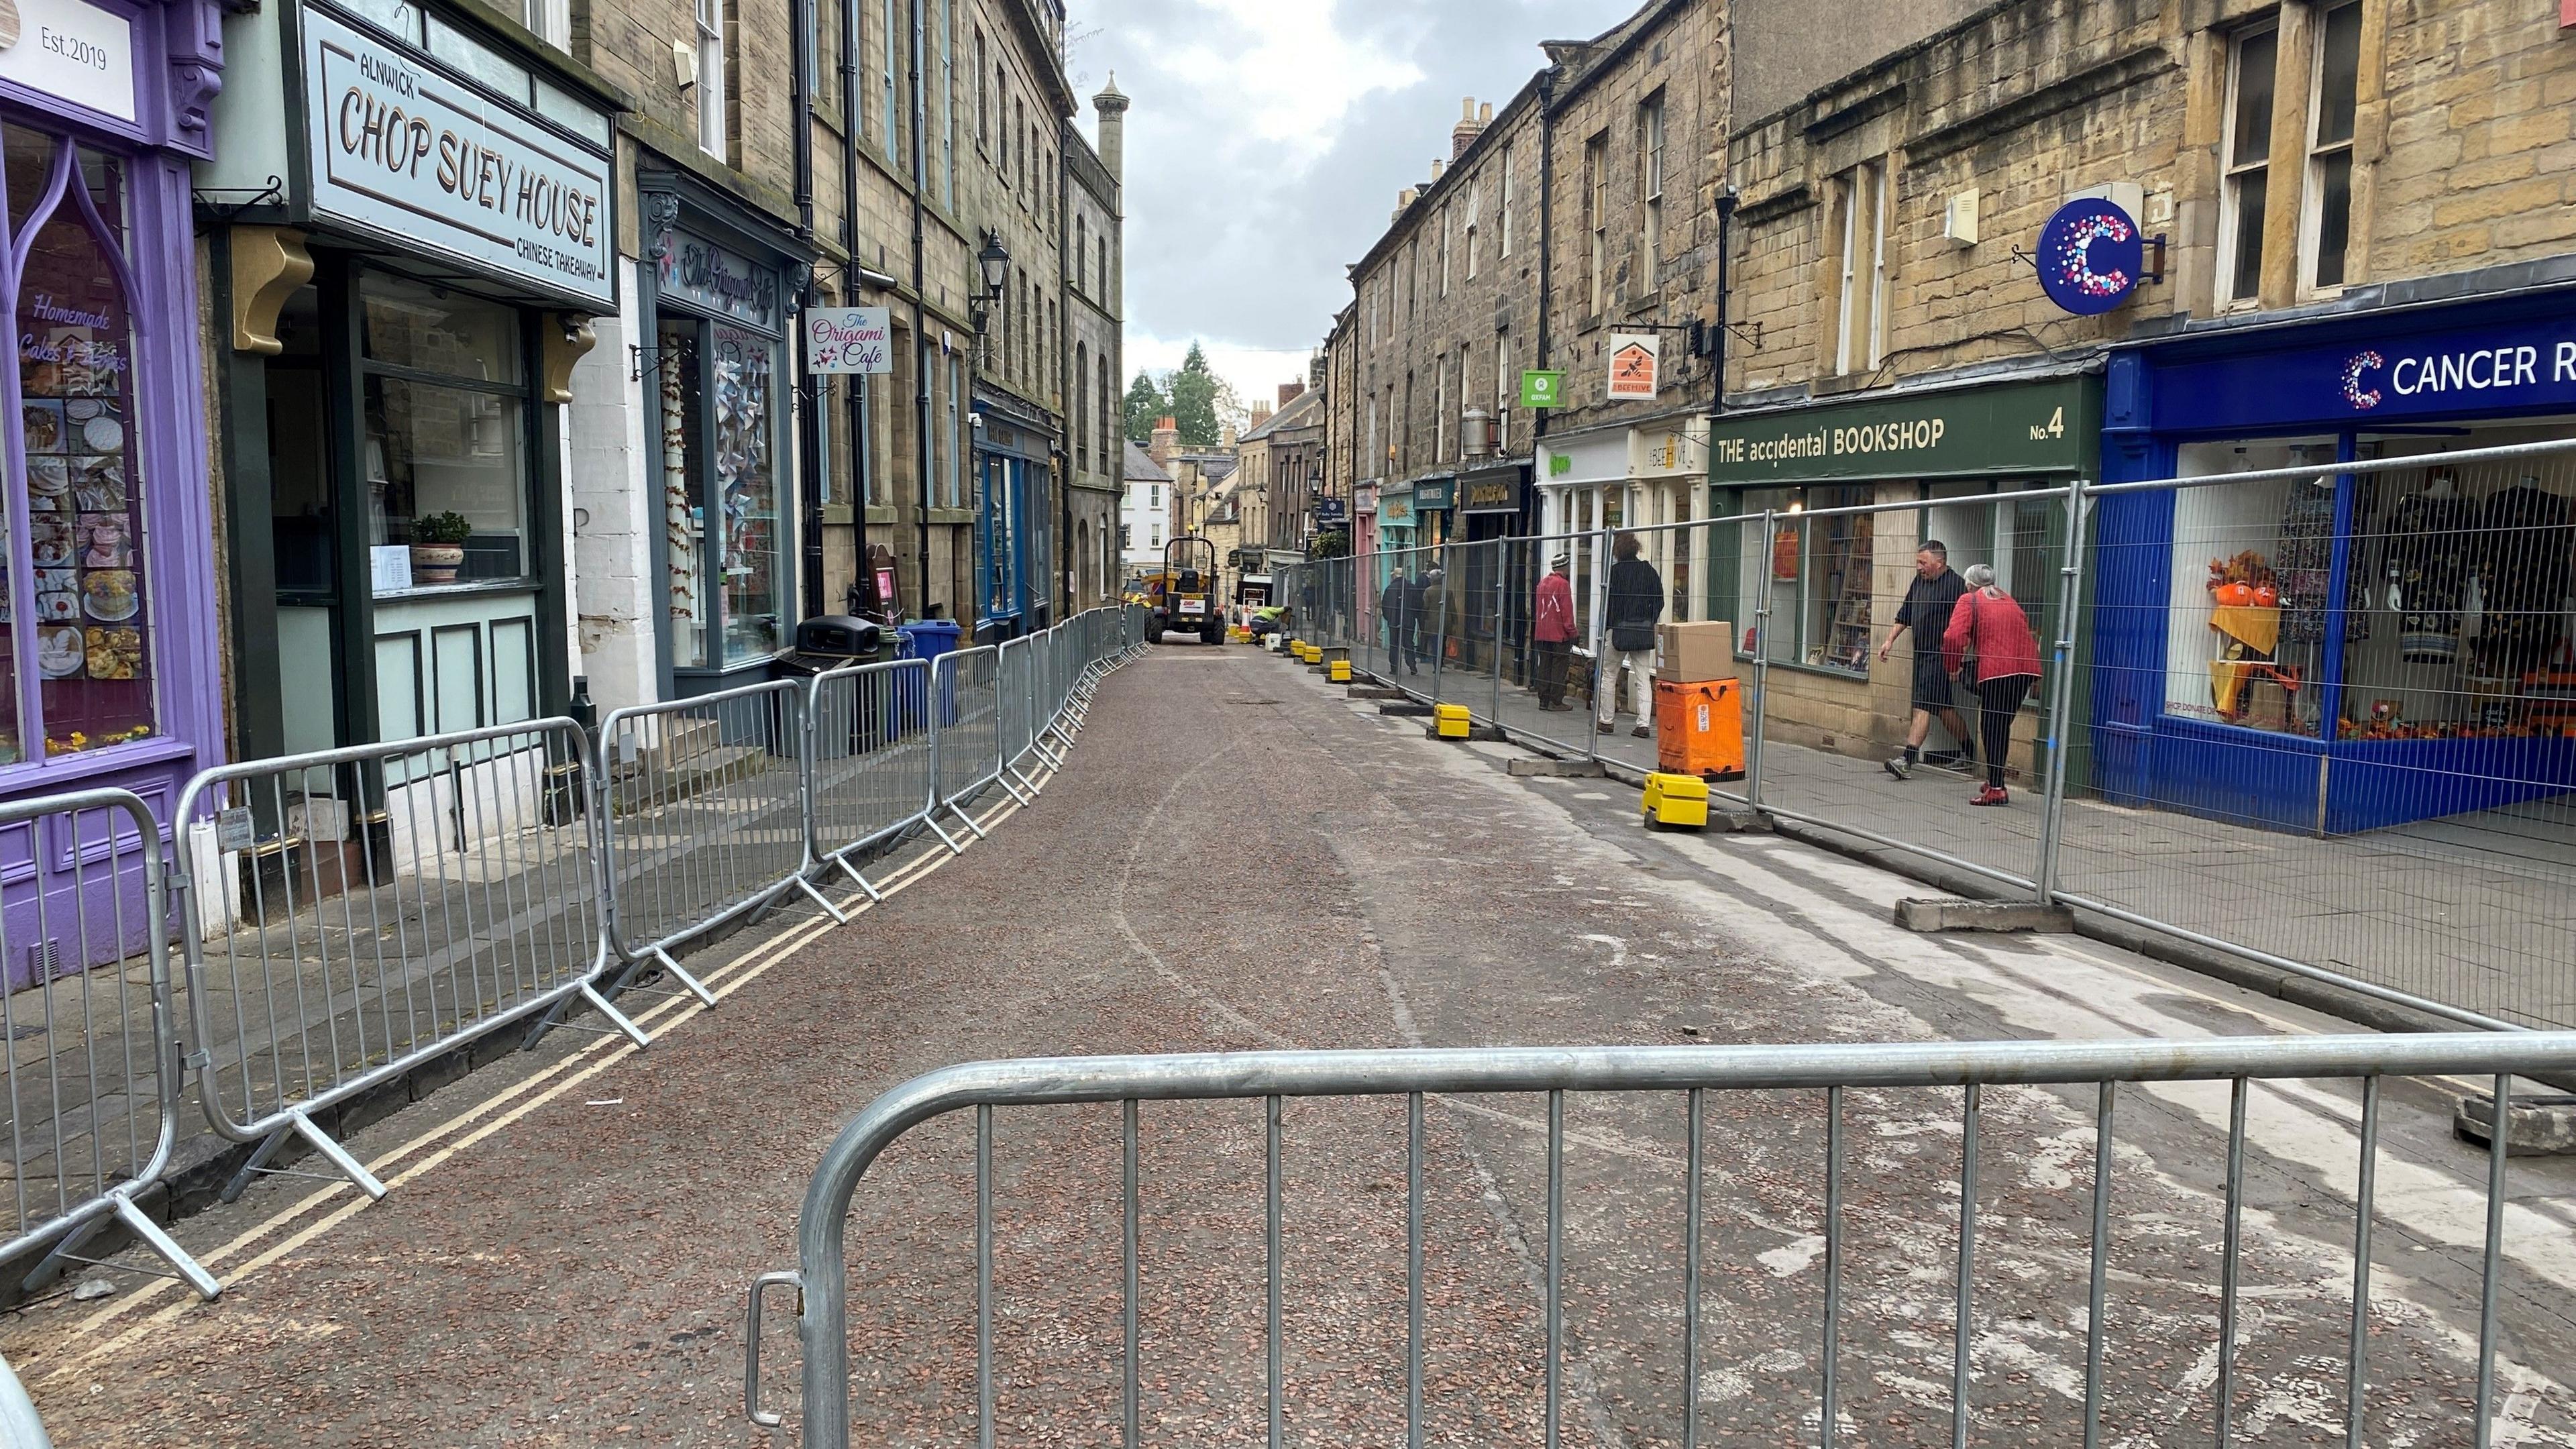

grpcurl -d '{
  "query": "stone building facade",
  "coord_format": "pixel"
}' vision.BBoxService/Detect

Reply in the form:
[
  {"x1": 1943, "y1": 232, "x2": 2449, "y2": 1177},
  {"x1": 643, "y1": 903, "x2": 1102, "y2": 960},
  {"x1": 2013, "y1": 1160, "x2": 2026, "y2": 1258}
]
[
  {"x1": 1343, "y1": 85, "x2": 1546, "y2": 572},
  {"x1": 1064, "y1": 83, "x2": 1128, "y2": 610},
  {"x1": 1713, "y1": 0, "x2": 2576, "y2": 774}
]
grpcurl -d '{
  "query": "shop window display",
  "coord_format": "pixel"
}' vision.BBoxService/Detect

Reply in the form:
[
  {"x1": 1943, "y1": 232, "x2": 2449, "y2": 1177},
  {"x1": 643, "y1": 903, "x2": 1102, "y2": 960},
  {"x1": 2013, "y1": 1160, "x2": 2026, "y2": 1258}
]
[
  {"x1": 8, "y1": 130, "x2": 154, "y2": 761},
  {"x1": 1734, "y1": 486, "x2": 1872, "y2": 672},
  {"x1": 2165, "y1": 432, "x2": 2576, "y2": 741},
  {"x1": 660, "y1": 319, "x2": 783, "y2": 670},
  {"x1": 360, "y1": 273, "x2": 532, "y2": 587}
]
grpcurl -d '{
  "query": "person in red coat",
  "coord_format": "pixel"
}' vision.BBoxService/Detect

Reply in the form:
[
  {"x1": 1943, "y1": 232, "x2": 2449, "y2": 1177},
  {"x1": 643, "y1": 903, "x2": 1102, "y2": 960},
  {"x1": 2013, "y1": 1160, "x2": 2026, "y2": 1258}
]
[
  {"x1": 1941, "y1": 564, "x2": 2043, "y2": 806},
  {"x1": 1532, "y1": 553, "x2": 1576, "y2": 711}
]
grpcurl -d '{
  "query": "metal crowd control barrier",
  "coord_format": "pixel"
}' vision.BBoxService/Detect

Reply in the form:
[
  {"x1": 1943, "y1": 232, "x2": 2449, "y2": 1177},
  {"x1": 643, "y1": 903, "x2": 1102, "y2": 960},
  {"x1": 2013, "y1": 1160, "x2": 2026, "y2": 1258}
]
[
  {"x1": 0, "y1": 608, "x2": 1143, "y2": 1299},
  {"x1": 0, "y1": 790, "x2": 216, "y2": 1299},
  {"x1": 996, "y1": 638, "x2": 1044, "y2": 800},
  {"x1": 173, "y1": 718, "x2": 619, "y2": 1210},
  {"x1": 597, "y1": 680, "x2": 828, "y2": 989},
  {"x1": 929, "y1": 647, "x2": 1004, "y2": 849},
  {"x1": 751, "y1": 1032, "x2": 2576, "y2": 1447},
  {"x1": 803, "y1": 659, "x2": 937, "y2": 904}
]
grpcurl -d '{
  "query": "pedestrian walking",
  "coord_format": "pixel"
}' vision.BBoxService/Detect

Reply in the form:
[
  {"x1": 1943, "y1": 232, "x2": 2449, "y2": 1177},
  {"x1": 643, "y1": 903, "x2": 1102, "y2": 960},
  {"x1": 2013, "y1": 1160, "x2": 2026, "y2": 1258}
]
[
  {"x1": 1598, "y1": 533, "x2": 1663, "y2": 738},
  {"x1": 1380, "y1": 568, "x2": 1415, "y2": 672},
  {"x1": 1942, "y1": 563, "x2": 2043, "y2": 806},
  {"x1": 1877, "y1": 541, "x2": 1974, "y2": 780},
  {"x1": 1413, "y1": 566, "x2": 1444, "y2": 674},
  {"x1": 1532, "y1": 553, "x2": 1576, "y2": 710}
]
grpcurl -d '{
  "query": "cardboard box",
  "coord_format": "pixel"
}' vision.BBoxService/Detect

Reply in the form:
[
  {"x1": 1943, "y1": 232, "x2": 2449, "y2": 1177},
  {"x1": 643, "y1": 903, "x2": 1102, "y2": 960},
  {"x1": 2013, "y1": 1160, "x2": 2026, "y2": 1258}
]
[{"x1": 1656, "y1": 621, "x2": 1738, "y2": 683}]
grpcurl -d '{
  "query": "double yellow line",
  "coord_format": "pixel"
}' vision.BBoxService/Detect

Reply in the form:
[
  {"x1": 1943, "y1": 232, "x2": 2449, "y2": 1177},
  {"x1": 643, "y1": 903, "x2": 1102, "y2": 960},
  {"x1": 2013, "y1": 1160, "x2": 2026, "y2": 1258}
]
[{"x1": 28, "y1": 751, "x2": 1062, "y2": 1382}]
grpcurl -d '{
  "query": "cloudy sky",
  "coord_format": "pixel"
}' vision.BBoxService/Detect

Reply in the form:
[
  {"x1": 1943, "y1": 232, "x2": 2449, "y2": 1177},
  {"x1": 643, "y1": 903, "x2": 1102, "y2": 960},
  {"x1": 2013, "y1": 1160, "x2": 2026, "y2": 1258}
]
[{"x1": 1069, "y1": 0, "x2": 1642, "y2": 409}]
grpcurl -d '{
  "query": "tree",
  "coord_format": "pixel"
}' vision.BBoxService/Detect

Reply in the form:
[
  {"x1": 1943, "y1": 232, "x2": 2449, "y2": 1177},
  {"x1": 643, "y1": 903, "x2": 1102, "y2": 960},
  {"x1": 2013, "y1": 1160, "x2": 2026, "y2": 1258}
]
[
  {"x1": 1124, "y1": 371, "x2": 1169, "y2": 443},
  {"x1": 1167, "y1": 343, "x2": 1223, "y2": 447}
]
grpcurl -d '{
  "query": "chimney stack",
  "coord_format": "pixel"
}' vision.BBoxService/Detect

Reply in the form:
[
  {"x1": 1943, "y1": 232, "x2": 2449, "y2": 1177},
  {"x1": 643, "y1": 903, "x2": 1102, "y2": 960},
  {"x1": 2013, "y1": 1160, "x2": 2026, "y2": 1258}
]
[
  {"x1": 1250, "y1": 399, "x2": 1273, "y2": 427},
  {"x1": 1452, "y1": 97, "x2": 1487, "y2": 160},
  {"x1": 1277, "y1": 381, "x2": 1305, "y2": 409},
  {"x1": 1149, "y1": 415, "x2": 1178, "y2": 468},
  {"x1": 1093, "y1": 73, "x2": 1130, "y2": 183}
]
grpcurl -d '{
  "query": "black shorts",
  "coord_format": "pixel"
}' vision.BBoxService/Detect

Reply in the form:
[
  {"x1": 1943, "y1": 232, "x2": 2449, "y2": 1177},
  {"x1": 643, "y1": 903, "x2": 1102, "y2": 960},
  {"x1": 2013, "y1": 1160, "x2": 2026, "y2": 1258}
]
[{"x1": 1911, "y1": 654, "x2": 1957, "y2": 712}]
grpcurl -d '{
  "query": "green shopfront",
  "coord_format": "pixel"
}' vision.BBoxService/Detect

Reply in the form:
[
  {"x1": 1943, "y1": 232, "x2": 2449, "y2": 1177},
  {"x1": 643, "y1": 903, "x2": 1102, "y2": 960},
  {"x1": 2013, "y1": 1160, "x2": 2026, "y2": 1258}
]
[{"x1": 1707, "y1": 373, "x2": 2101, "y2": 768}]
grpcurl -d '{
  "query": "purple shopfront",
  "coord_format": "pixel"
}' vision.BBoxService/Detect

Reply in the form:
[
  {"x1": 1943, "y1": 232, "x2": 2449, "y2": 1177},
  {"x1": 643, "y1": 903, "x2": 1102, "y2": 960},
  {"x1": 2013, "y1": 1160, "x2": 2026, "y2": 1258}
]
[{"x1": 0, "y1": 0, "x2": 227, "y2": 978}]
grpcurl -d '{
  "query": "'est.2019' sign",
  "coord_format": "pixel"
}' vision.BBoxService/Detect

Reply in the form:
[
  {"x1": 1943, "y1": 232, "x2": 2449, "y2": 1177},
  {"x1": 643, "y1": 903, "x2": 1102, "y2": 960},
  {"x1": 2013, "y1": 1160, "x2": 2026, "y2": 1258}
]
[{"x1": 303, "y1": 9, "x2": 614, "y2": 309}]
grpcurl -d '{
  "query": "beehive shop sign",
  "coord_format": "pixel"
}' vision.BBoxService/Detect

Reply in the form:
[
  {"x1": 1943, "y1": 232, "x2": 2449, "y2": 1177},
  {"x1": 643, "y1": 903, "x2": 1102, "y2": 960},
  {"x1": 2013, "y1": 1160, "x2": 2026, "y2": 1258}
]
[
  {"x1": 303, "y1": 9, "x2": 615, "y2": 309},
  {"x1": 1707, "y1": 378, "x2": 2095, "y2": 484}
]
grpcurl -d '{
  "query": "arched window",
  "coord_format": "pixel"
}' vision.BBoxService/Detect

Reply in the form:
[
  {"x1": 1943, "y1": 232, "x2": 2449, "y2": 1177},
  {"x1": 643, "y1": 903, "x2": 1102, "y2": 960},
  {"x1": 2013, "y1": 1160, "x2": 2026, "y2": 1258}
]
[
  {"x1": 9, "y1": 131, "x2": 156, "y2": 763},
  {"x1": 1074, "y1": 342, "x2": 1089, "y2": 471}
]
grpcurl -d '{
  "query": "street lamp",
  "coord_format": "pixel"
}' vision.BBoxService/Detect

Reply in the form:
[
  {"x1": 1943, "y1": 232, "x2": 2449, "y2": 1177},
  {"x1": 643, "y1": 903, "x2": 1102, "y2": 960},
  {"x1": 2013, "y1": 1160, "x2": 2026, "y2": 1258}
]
[{"x1": 974, "y1": 231, "x2": 1012, "y2": 331}]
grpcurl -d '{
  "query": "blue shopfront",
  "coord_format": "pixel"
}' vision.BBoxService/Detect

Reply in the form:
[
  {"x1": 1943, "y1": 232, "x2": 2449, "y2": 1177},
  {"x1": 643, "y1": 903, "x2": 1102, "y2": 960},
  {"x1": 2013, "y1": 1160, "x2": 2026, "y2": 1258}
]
[
  {"x1": 972, "y1": 400, "x2": 1055, "y2": 641},
  {"x1": 2094, "y1": 289, "x2": 2576, "y2": 835}
]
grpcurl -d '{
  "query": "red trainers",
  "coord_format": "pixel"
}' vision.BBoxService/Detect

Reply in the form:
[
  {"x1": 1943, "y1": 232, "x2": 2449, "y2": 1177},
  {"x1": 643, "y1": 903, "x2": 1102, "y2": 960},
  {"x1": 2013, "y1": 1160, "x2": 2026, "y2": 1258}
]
[{"x1": 1971, "y1": 784, "x2": 2009, "y2": 806}]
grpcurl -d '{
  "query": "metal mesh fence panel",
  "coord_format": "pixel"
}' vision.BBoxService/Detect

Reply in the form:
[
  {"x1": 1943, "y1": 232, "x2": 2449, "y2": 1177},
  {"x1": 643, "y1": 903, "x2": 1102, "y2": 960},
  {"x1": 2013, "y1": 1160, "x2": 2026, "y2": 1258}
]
[{"x1": 2060, "y1": 440, "x2": 2576, "y2": 1029}]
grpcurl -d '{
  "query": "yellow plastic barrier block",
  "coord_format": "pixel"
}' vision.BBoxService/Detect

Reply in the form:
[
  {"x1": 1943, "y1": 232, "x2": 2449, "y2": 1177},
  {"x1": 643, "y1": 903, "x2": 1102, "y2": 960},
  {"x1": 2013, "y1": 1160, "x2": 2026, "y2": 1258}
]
[
  {"x1": 1642, "y1": 771, "x2": 1711, "y2": 830},
  {"x1": 1434, "y1": 703, "x2": 1473, "y2": 739},
  {"x1": 1328, "y1": 659, "x2": 1352, "y2": 683}
]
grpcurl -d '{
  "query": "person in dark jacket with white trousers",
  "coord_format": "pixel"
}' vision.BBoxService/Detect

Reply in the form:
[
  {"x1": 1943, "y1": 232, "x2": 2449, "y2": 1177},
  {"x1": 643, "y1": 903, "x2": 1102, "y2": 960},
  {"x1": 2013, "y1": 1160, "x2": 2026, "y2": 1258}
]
[{"x1": 1599, "y1": 532, "x2": 1664, "y2": 737}]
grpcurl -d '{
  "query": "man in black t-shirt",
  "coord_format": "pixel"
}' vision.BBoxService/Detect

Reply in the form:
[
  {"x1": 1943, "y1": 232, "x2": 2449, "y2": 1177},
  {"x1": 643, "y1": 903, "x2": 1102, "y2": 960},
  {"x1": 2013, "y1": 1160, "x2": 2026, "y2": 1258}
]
[{"x1": 1876, "y1": 541, "x2": 1973, "y2": 780}]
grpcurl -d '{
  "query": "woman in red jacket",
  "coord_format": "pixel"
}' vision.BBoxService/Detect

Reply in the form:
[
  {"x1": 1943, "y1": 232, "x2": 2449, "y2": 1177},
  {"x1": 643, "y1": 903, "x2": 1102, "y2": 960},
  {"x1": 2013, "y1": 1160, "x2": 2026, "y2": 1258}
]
[{"x1": 1941, "y1": 564, "x2": 2042, "y2": 806}]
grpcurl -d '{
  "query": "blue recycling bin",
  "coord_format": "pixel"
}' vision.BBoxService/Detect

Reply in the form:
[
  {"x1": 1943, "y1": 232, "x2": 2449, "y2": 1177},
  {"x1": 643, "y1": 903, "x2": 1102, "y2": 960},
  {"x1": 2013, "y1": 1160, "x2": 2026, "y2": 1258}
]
[{"x1": 895, "y1": 621, "x2": 966, "y2": 733}]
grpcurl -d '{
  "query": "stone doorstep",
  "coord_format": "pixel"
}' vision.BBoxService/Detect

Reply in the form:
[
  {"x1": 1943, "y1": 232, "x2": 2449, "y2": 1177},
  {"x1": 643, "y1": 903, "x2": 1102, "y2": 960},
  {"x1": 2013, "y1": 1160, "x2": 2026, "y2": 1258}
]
[
  {"x1": 2453, "y1": 1091, "x2": 2576, "y2": 1157},
  {"x1": 1894, "y1": 896, "x2": 2078, "y2": 934}
]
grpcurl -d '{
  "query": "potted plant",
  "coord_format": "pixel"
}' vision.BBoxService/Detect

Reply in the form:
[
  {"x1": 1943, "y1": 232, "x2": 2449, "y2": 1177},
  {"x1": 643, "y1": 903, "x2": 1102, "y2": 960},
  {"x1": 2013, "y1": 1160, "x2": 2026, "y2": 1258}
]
[{"x1": 410, "y1": 511, "x2": 474, "y2": 585}]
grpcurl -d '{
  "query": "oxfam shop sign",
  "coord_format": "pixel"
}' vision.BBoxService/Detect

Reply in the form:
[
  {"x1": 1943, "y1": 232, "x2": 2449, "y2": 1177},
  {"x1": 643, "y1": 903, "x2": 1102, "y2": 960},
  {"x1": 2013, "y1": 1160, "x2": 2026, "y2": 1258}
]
[{"x1": 1707, "y1": 376, "x2": 2098, "y2": 484}]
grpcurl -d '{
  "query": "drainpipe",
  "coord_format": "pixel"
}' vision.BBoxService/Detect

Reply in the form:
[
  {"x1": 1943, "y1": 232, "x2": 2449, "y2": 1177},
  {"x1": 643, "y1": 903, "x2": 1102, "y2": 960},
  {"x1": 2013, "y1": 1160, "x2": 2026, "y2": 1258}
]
[
  {"x1": 1057, "y1": 129, "x2": 1073, "y2": 620},
  {"x1": 1711, "y1": 186, "x2": 1737, "y2": 417},
  {"x1": 912, "y1": 0, "x2": 935, "y2": 617},
  {"x1": 792, "y1": 0, "x2": 822, "y2": 620},
  {"x1": 1534, "y1": 70, "x2": 1557, "y2": 465},
  {"x1": 840, "y1": 0, "x2": 867, "y2": 609}
]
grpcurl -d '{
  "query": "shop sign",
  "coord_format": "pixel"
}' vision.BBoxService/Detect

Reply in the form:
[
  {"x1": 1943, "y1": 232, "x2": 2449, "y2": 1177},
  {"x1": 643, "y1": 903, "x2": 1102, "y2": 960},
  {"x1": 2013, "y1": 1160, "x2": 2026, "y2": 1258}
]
[
  {"x1": 1607, "y1": 334, "x2": 1659, "y2": 400},
  {"x1": 1521, "y1": 370, "x2": 1565, "y2": 409},
  {"x1": 1315, "y1": 496, "x2": 1348, "y2": 525},
  {"x1": 1354, "y1": 481, "x2": 1378, "y2": 517},
  {"x1": 1458, "y1": 468, "x2": 1525, "y2": 515},
  {"x1": 659, "y1": 229, "x2": 783, "y2": 332},
  {"x1": 0, "y1": 0, "x2": 136, "y2": 122},
  {"x1": 2036, "y1": 198, "x2": 2143, "y2": 316},
  {"x1": 303, "y1": 9, "x2": 614, "y2": 309},
  {"x1": 806, "y1": 306, "x2": 892, "y2": 373},
  {"x1": 1707, "y1": 376, "x2": 2098, "y2": 483},
  {"x1": 2143, "y1": 310, "x2": 2576, "y2": 432},
  {"x1": 1413, "y1": 478, "x2": 1455, "y2": 512},
  {"x1": 1381, "y1": 488, "x2": 1415, "y2": 528}
]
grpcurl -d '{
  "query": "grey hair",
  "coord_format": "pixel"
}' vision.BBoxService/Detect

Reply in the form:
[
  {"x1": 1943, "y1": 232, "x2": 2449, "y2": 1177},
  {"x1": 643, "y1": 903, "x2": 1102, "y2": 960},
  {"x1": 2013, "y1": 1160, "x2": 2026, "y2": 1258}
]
[
  {"x1": 1964, "y1": 564, "x2": 1997, "y2": 588},
  {"x1": 1918, "y1": 541, "x2": 1948, "y2": 560}
]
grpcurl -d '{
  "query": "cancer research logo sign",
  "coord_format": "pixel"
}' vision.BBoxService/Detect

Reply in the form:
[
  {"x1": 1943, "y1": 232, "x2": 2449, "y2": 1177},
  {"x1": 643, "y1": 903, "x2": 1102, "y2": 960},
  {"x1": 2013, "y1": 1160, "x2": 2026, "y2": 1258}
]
[
  {"x1": 807, "y1": 307, "x2": 893, "y2": 374},
  {"x1": 2337, "y1": 339, "x2": 2576, "y2": 411},
  {"x1": 2037, "y1": 198, "x2": 2143, "y2": 317},
  {"x1": 2342, "y1": 352, "x2": 2385, "y2": 410}
]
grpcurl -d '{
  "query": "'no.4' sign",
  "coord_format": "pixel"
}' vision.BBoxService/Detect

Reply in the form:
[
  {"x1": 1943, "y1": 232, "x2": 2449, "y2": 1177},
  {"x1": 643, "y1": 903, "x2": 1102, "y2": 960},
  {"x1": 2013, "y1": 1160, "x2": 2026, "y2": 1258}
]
[{"x1": 807, "y1": 307, "x2": 894, "y2": 374}]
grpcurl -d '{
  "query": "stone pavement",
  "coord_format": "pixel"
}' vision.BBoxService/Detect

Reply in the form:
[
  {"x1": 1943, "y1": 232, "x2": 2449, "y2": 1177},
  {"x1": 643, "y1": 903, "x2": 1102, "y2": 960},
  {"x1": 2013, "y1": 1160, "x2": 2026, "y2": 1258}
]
[
  {"x1": 1356, "y1": 645, "x2": 2576, "y2": 1034},
  {"x1": 2, "y1": 644, "x2": 2570, "y2": 1446}
]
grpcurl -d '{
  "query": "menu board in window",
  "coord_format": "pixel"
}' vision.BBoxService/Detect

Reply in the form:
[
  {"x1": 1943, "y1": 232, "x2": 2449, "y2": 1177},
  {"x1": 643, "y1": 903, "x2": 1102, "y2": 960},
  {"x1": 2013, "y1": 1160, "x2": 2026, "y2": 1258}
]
[{"x1": 20, "y1": 144, "x2": 153, "y2": 759}]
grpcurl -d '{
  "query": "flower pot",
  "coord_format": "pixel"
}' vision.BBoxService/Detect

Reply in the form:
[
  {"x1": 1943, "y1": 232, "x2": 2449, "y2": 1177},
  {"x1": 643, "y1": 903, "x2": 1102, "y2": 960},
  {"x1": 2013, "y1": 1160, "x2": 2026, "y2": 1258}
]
[{"x1": 410, "y1": 543, "x2": 466, "y2": 586}]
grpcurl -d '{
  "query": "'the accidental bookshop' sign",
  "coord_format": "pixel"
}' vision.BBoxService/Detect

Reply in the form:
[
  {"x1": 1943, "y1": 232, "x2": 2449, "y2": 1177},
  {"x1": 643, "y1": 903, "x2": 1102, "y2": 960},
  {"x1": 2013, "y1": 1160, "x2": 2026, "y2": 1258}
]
[
  {"x1": 1706, "y1": 376, "x2": 2099, "y2": 484},
  {"x1": 303, "y1": 8, "x2": 616, "y2": 309}
]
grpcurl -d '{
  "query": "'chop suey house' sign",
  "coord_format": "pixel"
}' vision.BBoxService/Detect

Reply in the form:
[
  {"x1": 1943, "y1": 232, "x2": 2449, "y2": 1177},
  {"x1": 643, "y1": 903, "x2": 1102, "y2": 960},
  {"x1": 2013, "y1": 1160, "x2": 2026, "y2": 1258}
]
[{"x1": 303, "y1": 9, "x2": 616, "y2": 309}]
